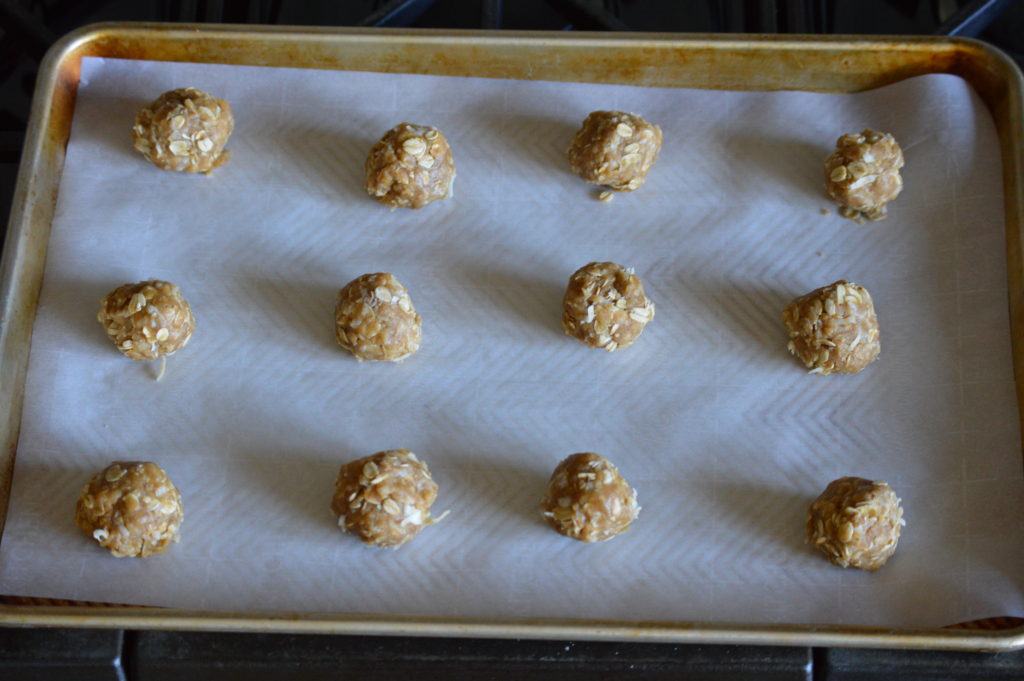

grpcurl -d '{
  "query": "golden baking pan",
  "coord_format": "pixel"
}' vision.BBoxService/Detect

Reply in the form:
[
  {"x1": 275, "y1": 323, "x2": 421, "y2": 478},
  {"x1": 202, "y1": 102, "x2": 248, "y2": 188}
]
[{"x1": 1, "y1": 23, "x2": 1022, "y2": 651}]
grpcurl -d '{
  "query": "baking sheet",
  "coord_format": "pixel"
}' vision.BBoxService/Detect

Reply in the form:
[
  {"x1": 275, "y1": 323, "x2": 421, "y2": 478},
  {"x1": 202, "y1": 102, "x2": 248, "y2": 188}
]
[{"x1": 0, "y1": 56, "x2": 1022, "y2": 628}]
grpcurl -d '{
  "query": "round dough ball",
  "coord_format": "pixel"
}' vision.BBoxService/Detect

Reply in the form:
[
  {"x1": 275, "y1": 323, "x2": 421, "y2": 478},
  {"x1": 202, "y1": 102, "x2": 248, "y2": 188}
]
[
  {"x1": 562, "y1": 261, "x2": 655, "y2": 352},
  {"x1": 541, "y1": 453, "x2": 640, "y2": 543},
  {"x1": 782, "y1": 279, "x2": 879, "y2": 375},
  {"x1": 331, "y1": 449, "x2": 440, "y2": 548},
  {"x1": 98, "y1": 280, "x2": 196, "y2": 361},
  {"x1": 364, "y1": 123, "x2": 456, "y2": 209},
  {"x1": 824, "y1": 129, "x2": 903, "y2": 221},
  {"x1": 567, "y1": 111, "x2": 662, "y2": 191},
  {"x1": 75, "y1": 462, "x2": 183, "y2": 558},
  {"x1": 132, "y1": 88, "x2": 233, "y2": 173},
  {"x1": 807, "y1": 477, "x2": 904, "y2": 570},
  {"x1": 335, "y1": 273, "x2": 421, "y2": 362}
]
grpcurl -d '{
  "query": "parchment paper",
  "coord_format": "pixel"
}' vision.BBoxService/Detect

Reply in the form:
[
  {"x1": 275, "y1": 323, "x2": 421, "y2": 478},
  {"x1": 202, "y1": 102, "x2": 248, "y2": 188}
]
[{"x1": 1, "y1": 57, "x2": 1022, "y2": 627}]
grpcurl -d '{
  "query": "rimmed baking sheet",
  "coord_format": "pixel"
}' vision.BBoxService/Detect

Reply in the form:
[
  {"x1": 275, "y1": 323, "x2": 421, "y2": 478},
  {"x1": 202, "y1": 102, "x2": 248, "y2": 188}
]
[{"x1": 0, "y1": 52, "x2": 1021, "y2": 632}]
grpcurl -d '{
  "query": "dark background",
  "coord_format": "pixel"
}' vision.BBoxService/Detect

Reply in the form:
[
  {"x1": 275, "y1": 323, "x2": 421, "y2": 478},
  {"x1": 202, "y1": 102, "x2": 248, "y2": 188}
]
[{"x1": 2, "y1": 1, "x2": 1024, "y2": 678}]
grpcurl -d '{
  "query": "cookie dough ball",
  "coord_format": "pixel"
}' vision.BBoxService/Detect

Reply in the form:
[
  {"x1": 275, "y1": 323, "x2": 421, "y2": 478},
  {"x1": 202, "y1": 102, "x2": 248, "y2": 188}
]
[
  {"x1": 75, "y1": 462, "x2": 183, "y2": 558},
  {"x1": 132, "y1": 88, "x2": 233, "y2": 173},
  {"x1": 782, "y1": 280, "x2": 879, "y2": 375},
  {"x1": 807, "y1": 477, "x2": 904, "y2": 570},
  {"x1": 364, "y1": 123, "x2": 456, "y2": 209},
  {"x1": 562, "y1": 261, "x2": 655, "y2": 352},
  {"x1": 335, "y1": 273, "x2": 421, "y2": 362},
  {"x1": 541, "y1": 453, "x2": 640, "y2": 543},
  {"x1": 567, "y1": 111, "x2": 662, "y2": 191},
  {"x1": 331, "y1": 449, "x2": 440, "y2": 548},
  {"x1": 98, "y1": 280, "x2": 196, "y2": 361},
  {"x1": 824, "y1": 129, "x2": 904, "y2": 221}
]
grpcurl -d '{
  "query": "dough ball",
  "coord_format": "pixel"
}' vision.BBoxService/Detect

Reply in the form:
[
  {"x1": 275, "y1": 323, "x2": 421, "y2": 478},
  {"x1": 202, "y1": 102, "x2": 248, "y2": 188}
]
[
  {"x1": 331, "y1": 449, "x2": 440, "y2": 548},
  {"x1": 807, "y1": 477, "x2": 904, "y2": 570},
  {"x1": 98, "y1": 280, "x2": 196, "y2": 361},
  {"x1": 364, "y1": 123, "x2": 456, "y2": 209},
  {"x1": 782, "y1": 280, "x2": 879, "y2": 375},
  {"x1": 541, "y1": 453, "x2": 640, "y2": 543},
  {"x1": 335, "y1": 273, "x2": 421, "y2": 362},
  {"x1": 567, "y1": 111, "x2": 662, "y2": 191},
  {"x1": 824, "y1": 129, "x2": 904, "y2": 221},
  {"x1": 132, "y1": 88, "x2": 233, "y2": 173},
  {"x1": 75, "y1": 462, "x2": 183, "y2": 558},
  {"x1": 562, "y1": 261, "x2": 655, "y2": 352}
]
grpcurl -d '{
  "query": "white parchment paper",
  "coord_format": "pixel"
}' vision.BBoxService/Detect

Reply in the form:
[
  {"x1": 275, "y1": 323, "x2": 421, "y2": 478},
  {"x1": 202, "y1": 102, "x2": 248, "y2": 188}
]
[{"x1": 1, "y1": 57, "x2": 1022, "y2": 627}]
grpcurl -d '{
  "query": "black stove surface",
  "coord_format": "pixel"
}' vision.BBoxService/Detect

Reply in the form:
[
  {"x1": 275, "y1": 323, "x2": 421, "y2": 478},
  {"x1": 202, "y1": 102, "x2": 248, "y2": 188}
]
[{"x1": 2, "y1": 2, "x2": 1024, "y2": 679}]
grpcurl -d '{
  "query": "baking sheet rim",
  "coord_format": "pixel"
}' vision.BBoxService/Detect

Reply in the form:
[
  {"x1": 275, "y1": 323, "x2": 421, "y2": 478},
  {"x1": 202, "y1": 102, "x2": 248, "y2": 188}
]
[{"x1": 1, "y1": 23, "x2": 1022, "y2": 650}]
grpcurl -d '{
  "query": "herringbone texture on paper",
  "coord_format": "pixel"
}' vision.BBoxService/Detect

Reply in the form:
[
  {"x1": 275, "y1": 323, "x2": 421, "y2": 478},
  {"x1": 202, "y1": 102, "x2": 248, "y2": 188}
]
[{"x1": 1, "y1": 58, "x2": 1021, "y2": 629}]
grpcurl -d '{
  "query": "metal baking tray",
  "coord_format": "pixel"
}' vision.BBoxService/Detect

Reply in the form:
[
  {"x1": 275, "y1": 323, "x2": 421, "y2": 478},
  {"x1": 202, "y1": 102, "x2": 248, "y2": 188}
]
[{"x1": 1, "y1": 23, "x2": 1022, "y2": 651}]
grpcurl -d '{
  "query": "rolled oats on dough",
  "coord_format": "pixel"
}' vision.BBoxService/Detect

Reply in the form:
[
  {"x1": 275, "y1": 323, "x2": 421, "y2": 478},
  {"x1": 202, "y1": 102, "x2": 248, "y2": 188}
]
[
  {"x1": 98, "y1": 280, "x2": 195, "y2": 361},
  {"x1": 132, "y1": 88, "x2": 233, "y2": 173},
  {"x1": 331, "y1": 449, "x2": 441, "y2": 548},
  {"x1": 541, "y1": 453, "x2": 640, "y2": 543},
  {"x1": 335, "y1": 273, "x2": 421, "y2": 362},
  {"x1": 567, "y1": 111, "x2": 662, "y2": 192},
  {"x1": 75, "y1": 462, "x2": 183, "y2": 558},
  {"x1": 364, "y1": 123, "x2": 455, "y2": 209},
  {"x1": 782, "y1": 279, "x2": 879, "y2": 375},
  {"x1": 562, "y1": 261, "x2": 655, "y2": 352},
  {"x1": 824, "y1": 129, "x2": 904, "y2": 222},
  {"x1": 807, "y1": 476, "x2": 904, "y2": 570}
]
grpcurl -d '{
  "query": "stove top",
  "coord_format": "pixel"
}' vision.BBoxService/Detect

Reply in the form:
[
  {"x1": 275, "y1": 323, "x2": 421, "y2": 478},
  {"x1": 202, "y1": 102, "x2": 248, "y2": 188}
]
[{"x1": 1, "y1": 1, "x2": 1023, "y2": 678}]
